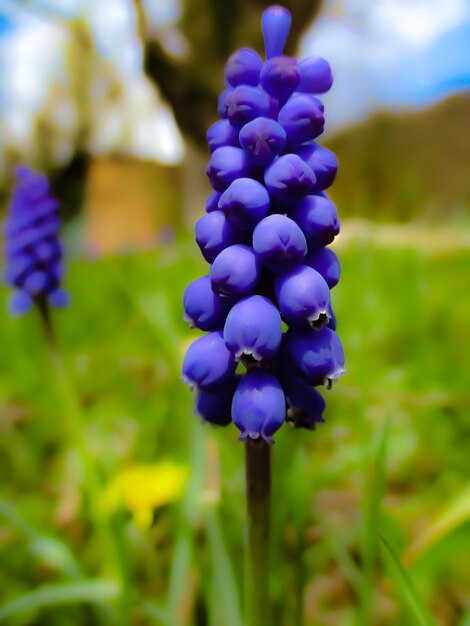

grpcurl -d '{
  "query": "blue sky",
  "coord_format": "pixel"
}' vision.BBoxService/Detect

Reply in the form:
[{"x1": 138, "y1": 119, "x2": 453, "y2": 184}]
[{"x1": 301, "y1": 0, "x2": 470, "y2": 131}]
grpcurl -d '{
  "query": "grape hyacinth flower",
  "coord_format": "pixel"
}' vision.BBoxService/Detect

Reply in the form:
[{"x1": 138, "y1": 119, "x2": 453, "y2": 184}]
[
  {"x1": 4, "y1": 166, "x2": 69, "y2": 330},
  {"x1": 181, "y1": 8, "x2": 345, "y2": 624}
]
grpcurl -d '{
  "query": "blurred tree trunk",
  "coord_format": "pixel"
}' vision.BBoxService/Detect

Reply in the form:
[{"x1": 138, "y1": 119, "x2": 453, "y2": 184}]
[{"x1": 142, "y1": 0, "x2": 322, "y2": 146}]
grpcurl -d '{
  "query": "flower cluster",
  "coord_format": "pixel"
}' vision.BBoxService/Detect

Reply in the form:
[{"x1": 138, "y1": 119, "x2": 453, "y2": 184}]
[
  {"x1": 4, "y1": 166, "x2": 69, "y2": 315},
  {"x1": 182, "y1": 6, "x2": 345, "y2": 443}
]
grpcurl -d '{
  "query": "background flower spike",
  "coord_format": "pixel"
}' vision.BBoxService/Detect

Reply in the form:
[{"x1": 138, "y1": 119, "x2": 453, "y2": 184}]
[{"x1": 262, "y1": 5, "x2": 292, "y2": 59}]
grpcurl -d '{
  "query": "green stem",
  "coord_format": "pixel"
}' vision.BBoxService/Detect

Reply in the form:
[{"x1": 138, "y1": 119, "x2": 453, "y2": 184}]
[{"x1": 245, "y1": 439, "x2": 271, "y2": 626}]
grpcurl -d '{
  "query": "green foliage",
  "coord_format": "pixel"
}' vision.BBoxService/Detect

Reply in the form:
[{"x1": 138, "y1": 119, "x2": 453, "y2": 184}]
[{"x1": 0, "y1": 229, "x2": 469, "y2": 624}]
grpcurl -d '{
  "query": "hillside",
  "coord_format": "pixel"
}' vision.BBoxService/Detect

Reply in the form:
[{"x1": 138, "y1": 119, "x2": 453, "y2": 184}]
[{"x1": 325, "y1": 94, "x2": 470, "y2": 221}]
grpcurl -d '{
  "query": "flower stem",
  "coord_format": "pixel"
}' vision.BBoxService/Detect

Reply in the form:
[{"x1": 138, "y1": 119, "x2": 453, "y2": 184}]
[{"x1": 245, "y1": 438, "x2": 271, "y2": 626}]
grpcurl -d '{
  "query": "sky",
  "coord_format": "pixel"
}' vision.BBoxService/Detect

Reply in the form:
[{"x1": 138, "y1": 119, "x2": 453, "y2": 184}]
[
  {"x1": 300, "y1": 0, "x2": 470, "y2": 131},
  {"x1": 0, "y1": 0, "x2": 469, "y2": 171}
]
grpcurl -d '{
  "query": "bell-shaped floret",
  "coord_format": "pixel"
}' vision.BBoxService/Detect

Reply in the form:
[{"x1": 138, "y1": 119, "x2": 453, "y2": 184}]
[
  {"x1": 184, "y1": 275, "x2": 231, "y2": 331},
  {"x1": 195, "y1": 379, "x2": 239, "y2": 426},
  {"x1": 283, "y1": 376, "x2": 326, "y2": 430},
  {"x1": 264, "y1": 154, "x2": 316, "y2": 206},
  {"x1": 262, "y1": 5, "x2": 291, "y2": 59},
  {"x1": 275, "y1": 264, "x2": 332, "y2": 329},
  {"x1": 9, "y1": 291, "x2": 33, "y2": 316},
  {"x1": 223, "y1": 295, "x2": 282, "y2": 361},
  {"x1": 218, "y1": 178, "x2": 270, "y2": 231},
  {"x1": 210, "y1": 244, "x2": 261, "y2": 297},
  {"x1": 278, "y1": 94, "x2": 325, "y2": 148},
  {"x1": 289, "y1": 194, "x2": 340, "y2": 248},
  {"x1": 296, "y1": 142, "x2": 338, "y2": 193},
  {"x1": 239, "y1": 117, "x2": 286, "y2": 168},
  {"x1": 297, "y1": 56, "x2": 333, "y2": 94},
  {"x1": 207, "y1": 119, "x2": 239, "y2": 152},
  {"x1": 182, "y1": 331, "x2": 237, "y2": 393},
  {"x1": 283, "y1": 326, "x2": 345, "y2": 388},
  {"x1": 195, "y1": 210, "x2": 239, "y2": 263},
  {"x1": 260, "y1": 56, "x2": 300, "y2": 102},
  {"x1": 206, "y1": 146, "x2": 250, "y2": 192},
  {"x1": 224, "y1": 48, "x2": 263, "y2": 87},
  {"x1": 223, "y1": 86, "x2": 271, "y2": 129},
  {"x1": 253, "y1": 214, "x2": 307, "y2": 273},
  {"x1": 217, "y1": 89, "x2": 232, "y2": 118},
  {"x1": 232, "y1": 370, "x2": 285, "y2": 443},
  {"x1": 304, "y1": 247, "x2": 341, "y2": 289},
  {"x1": 205, "y1": 190, "x2": 221, "y2": 213}
]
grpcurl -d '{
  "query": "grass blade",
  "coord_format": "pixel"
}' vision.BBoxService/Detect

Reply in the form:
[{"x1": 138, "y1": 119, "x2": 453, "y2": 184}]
[
  {"x1": 0, "y1": 580, "x2": 119, "y2": 621},
  {"x1": 380, "y1": 536, "x2": 438, "y2": 626}
]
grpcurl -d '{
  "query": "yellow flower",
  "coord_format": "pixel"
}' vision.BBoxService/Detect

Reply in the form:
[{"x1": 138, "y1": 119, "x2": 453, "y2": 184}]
[{"x1": 102, "y1": 461, "x2": 189, "y2": 530}]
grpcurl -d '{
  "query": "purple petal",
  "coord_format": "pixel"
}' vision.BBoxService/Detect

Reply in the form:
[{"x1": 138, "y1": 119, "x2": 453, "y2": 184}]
[
  {"x1": 253, "y1": 214, "x2": 307, "y2": 273},
  {"x1": 210, "y1": 244, "x2": 260, "y2": 297},
  {"x1": 182, "y1": 331, "x2": 237, "y2": 393},
  {"x1": 195, "y1": 211, "x2": 239, "y2": 263},
  {"x1": 218, "y1": 178, "x2": 270, "y2": 231}
]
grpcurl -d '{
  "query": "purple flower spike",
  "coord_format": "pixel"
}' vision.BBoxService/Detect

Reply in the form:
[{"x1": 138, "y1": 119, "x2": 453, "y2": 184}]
[
  {"x1": 206, "y1": 146, "x2": 250, "y2": 192},
  {"x1": 283, "y1": 376, "x2": 326, "y2": 430},
  {"x1": 275, "y1": 264, "x2": 332, "y2": 329},
  {"x1": 289, "y1": 194, "x2": 340, "y2": 249},
  {"x1": 283, "y1": 326, "x2": 345, "y2": 388},
  {"x1": 232, "y1": 370, "x2": 285, "y2": 444},
  {"x1": 304, "y1": 247, "x2": 341, "y2": 289},
  {"x1": 223, "y1": 86, "x2": 271, "y2": 129},
  {"x1": 225, "y1": 48, "x2": 263, "y2": 87},
  {"x1": 297, "y1": 56, "x2": 333, "y2": 94},
  {"x1": 223, "y1": 295, "x2": 282, "y2": 361},
  {"x1": 260, "y1": 56, "x2": 300, "y2": 102},
  {"x1": 253, "y1": 214, "x2": 307, "y2": 273},
  {"x1": 207, "y1": 119, "x2": 240, "y2": 152},
  {"x1": 278, "y1": 94, "x2": 325, "y2": 148},
  {"x1": 239, "y1": 117, "x2": 286, "y2": 168},
  {"x1": 184, "y1": 6, "x2": 344, "y2": 441},
  {"x1": 195, "y1": 381, "x2": 239, "y2": 426},
  {"x1": 262, "y1": 5, "x2": 292, "y2": 59},
  {"x1": 296, "y1": 142, "x2": 338, "y2": 192},
  {"x1": 184, "y1": 275, "x2": 231, "y2": 331},
  {"x1": 4, "y1": 166, "x2": 69, "y2": 314},
  {"x1": 182, "y1": 331, "x2": 237, "y2": 393},
  {"x1": 218, "y1": 178, "x2": 270, "y2": 231},
  {"x1": 264, "y1": 154, "x2": 316, "y2": 205},
  {"x1": 206, "y1": 190, "x2": 222, "y2": 213},
  {"x1": 195, "y1": 211, "x2": 239, "y2": 263},
  {"x1": 210, "y1": 244, "x2": 261, "y2": 297}
]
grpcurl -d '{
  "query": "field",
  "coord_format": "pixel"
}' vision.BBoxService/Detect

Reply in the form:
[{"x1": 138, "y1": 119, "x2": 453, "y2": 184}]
[{"x1": 0, "y1": 222, "x2": 469, "y2": 626}]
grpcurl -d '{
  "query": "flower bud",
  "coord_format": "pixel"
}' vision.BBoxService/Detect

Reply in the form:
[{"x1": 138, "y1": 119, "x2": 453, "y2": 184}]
[
  {"x1": 206, "y1": 146, "x2": 250, "y2": 192},
  {"x1": 283, "y1": 326, "x2": 345, "y2": 387},
  {"x1": 260, "y1": 56, "x2": 300, "y2": 101},
  {"x1": 304, "y1": 247, "x2": 341, "y2": 289},
  {"x1": 253, "y1": 214, "x2": 307, "y2": 273},
  {"x1": 296, "y1": 142, "x2": 338, "y2": 192},
  {"x1": 218, "y1": 178, "x2": 270, "y2": 231},
  {"x1": 223, "y1": 86, "x2": 271, "y2": 129},
  {"x1": 278, "y1": 94, "x2": 325, "y2": 148},
  {"x1": 207, "y1": 119, "x2": 240, "y2": 152},
  {"x1": 195, "y1": 210, "x2": 239, "y2": 263},
  {"x1": 275, "y1": 264, "x2": 332, "y2": 329},
  {"x1": 264, "y1": 154, "x2": 316, "y2": 205},
  {"x1": 239, "y1": 117, "x2": 286, "y2": 168},
  {"x1": 182, "y1": 331, "x2": 237, "y2": 393},
  {"x1": 223, "y1": 295, "x2": 282, "y2": 361},
  {"x1": 232, "y1": 370, "x2": 285, "y2": 443},
  {"x1": 262, "y1": 6, "x2": 291, "y2": 59},
  {"x1": 184, "y1": 275, "x2": 231, "y2": 331},
  {"x1": 225, "y1": 48, "x2": 262, "y2": 87},
  {"x1": 289, "y1": 194, "x2": 340, "y2": 248},
  {"x1": 217, "y1": 88, "x2": 232, "y2": 118},
  {"x1": 210, "y1": 244, "x2": 261, "y2": 297},
  {"x1": 205, "y1": 190, "x2": 221, "y2": 213},
  {"x1": 284, "y1": 376, "x2": 326, "y2": 429},
  {"x1": 297, "y1": 56, "x2": 333, "y2": 94}
]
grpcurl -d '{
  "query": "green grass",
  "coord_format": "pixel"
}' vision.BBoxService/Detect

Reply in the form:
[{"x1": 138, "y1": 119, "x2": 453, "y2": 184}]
[{"x1": 0, "y1": 231, "x2": 469, "y2": 625}]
